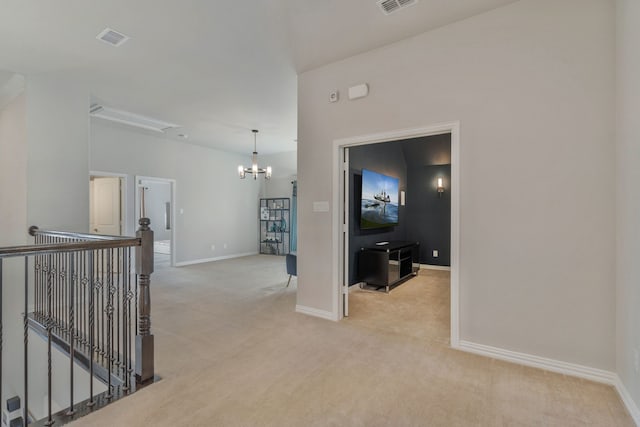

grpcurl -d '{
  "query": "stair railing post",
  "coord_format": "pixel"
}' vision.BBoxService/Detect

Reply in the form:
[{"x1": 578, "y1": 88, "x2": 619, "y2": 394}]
[{"x1": 135, "y1": 217, "x2": 154, "y2": 384}]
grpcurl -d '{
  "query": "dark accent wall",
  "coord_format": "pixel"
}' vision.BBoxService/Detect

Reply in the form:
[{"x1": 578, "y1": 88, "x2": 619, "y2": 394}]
[
  {"x1": 348, "y1": 134, "x2": 451, "y2": 284},
  {"x1": 405, "y1": 164, "x2": 451, "y2": 265},
  {"x1": 402, "y1": 134, "x2": 451, "y2": 266},
  {"x1": 349, "y1": 142, "x2": 407, "y2": 285}
]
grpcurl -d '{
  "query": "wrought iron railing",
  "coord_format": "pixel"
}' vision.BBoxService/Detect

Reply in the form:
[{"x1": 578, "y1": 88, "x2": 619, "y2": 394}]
[{"x1": 0, "y1": 218, "x2": 155, "y2": 426}]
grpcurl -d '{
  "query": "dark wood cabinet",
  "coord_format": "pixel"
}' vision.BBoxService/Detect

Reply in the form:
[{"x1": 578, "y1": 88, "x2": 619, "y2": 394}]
[{"x1": 358, "y1": 241, "x2": 420, "y2": 292}]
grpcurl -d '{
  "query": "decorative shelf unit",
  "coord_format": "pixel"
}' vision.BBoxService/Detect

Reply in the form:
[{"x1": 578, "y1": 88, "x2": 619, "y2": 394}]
[{"x1": 259, "y1": 198, "x2": 290, "y2": 255}]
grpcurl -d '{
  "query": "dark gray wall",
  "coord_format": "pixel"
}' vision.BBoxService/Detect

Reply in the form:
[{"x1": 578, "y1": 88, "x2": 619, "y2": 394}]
[
  {"x1": 406, "y1": 164, "x2": 451, "y2": 265},
  {"x1": 348, "y1": 134, "x2": 451, "y2": 284},
  {"x1": 402, "y1": 134, "x2": 451, "y2": 266},
  {"x1": 349, "y1": 141, "x2": 407, "y2": 285}
]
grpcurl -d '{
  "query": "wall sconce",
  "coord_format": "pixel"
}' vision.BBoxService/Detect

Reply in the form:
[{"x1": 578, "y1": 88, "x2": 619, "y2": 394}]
[{"x1": 437, "y1": 177, "x2": 445, "y2": 197}]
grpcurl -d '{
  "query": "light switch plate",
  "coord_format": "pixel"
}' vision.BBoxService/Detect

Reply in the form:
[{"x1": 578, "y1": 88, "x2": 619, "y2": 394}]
[{"x1": 313, "y1": 201, "x2": 330, "y2": 212}]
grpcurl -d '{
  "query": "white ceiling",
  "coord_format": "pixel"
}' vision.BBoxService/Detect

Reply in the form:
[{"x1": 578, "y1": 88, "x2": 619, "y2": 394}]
[{"x1": 0, "y1": 0, "x2": 518, "y2": 154}]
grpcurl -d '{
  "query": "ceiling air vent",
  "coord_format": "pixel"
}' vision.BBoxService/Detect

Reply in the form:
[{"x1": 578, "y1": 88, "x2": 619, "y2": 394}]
[
  {"x1": 96, "y1": 28, "x2": 130, "y2": 47},
  {"x1": 378, "y1": 0, "x2": 418, "y2": 15}
]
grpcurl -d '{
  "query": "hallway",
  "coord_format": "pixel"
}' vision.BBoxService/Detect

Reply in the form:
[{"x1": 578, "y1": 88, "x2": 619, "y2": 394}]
[{"x1": 72, "y1": 256, "x2": 632, "y2": 426}]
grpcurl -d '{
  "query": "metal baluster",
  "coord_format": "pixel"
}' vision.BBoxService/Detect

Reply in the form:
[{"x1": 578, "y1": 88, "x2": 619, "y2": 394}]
[
  {"x1": 117, "y1": 247, "x2": 121, "y2": 376},
  {"x1": 63, "y1": 251, "x2": 67, "y2": 338},
  {"x1": 59, "y1": 252, "x2": 63, "y2": 336},
  {"x1": 54, "y1": 251, "x2": 58, "y2": 332},
  {"x1": 24, "y1": 256, "x2": 29, "y2": 427},
  {"x1": 34, "y1": 235, "x2": 38, "y2": 316},
  {"x1": 101, "y1": 249, "x2": 105, "y2": 362},
  {"x1": 122, "y1": 248, "x2": 129, "y2": 390},
  {"x1": 106, "y1": 248, "x2": 113, "y2": 399},
  {"x1": 135, "y1": 273, "x2": 138, "y2": 335},
  {"x1": 54, "y1": 246, "x2": 58, "y2": 328},
  {"x1": 45, "y1": 254, "x2": 53, "y2": 426},
  {"x1": 96, "y1": 250, "x2": 100, "y2": 362},
  {"x1": 67, "y1": 252, "x2": 76, "y2": 415},
  {"x1": 82, "y1": 251, "x2": 87, "y2": 348},
  {"x1": 87, "y1": 251, "x2": 95, "y2": 407}
]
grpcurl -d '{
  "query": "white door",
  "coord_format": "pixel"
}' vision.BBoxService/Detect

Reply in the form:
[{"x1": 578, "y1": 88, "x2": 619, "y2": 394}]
[{"x1": 90, "y1": 177, "x2": 122, "y2": 235}]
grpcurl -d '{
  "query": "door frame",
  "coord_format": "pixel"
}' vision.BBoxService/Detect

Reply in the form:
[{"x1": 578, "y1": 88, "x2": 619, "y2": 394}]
[
  {"x1": 89, "y1": 171, "x2": 128, "y2": 236},
  {"x1": 135, "y1": 175, "x2": 177, "y2": 267},
  {"x1": 332, "y1": 121, "x2": 460, "y2": 347}
]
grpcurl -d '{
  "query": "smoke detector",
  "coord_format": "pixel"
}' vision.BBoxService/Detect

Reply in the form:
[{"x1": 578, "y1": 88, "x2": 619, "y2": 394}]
[
  {"x1": 96, "y1": 28, "x2": 130, "y2": 47},
  {"x1": 378, "y1": 0, "x2": 418, "y2": 15}
]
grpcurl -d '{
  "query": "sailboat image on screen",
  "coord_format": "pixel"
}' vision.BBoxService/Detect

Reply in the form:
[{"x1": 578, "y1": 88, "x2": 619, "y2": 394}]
[{"x1": 360, "y1": 169, "x2": 399, "y2": 229}]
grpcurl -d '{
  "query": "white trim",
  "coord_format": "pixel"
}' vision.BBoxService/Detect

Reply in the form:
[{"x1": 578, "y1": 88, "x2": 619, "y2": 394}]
[
  {"x1": 420, "y1": 264, "x2": 451, "y2": 271},
  {"x1": 456, "y1": 340, "x2": 617, "y2": 384},
  {"x1": 136, "y1": 175, "x2": 177, "y2": 267},
  {"x1": 332, "y1": 121, "x2": 461, "y2": 349},
  {"x1": 613, "y1": 376, "x2": 640, "y2": 425},
  {"x1": 343, "y1": 147, "x2": 350, "y2": 317},
  {"x1": 295, "y1": 305, "x2": 339, "y2": 322},
  {"x1": 174, "y1": 252, "x2": 258, "y2": 267},
  {"x1": 457, "y1": 340, "x2": 640, "y2": 424}
]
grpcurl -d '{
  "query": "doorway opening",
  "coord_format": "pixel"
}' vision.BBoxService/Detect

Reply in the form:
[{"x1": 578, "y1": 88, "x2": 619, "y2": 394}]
[
  {"x1": 136, "y1": 176, "x2": 177, "y2": 268},
  {"x1": 333, "y1": 122, "x2": 460, "y2": 346},
  {"x1": 89, "y1": 173, "x2": 126, "y2": 236}
]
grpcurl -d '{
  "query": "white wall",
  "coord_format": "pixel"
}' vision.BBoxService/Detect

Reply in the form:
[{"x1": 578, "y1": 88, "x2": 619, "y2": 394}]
[
  {"x1": 0, "y1": 91, "x2": 27, "y2": 400},
  {"x1": 260, "y1": 150, "x2": 297, "y2": 199},
  {"x1": 90, "y1": 120, "x2": 261, "y2": 264},
  {"x1": 298, "y1": 0, "x2": 615, "y2": 370},
  {"x1": 616, "y1": 0, "x2": 640, "y2": 416},
  {"x1": 26, "y1": 74, "x2": 90, "y2": 231}
]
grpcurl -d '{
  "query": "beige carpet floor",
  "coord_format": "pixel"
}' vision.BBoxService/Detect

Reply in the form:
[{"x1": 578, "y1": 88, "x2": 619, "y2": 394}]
[{"x1": 71, "y1": 255, "x2": 633, "y2": 426}]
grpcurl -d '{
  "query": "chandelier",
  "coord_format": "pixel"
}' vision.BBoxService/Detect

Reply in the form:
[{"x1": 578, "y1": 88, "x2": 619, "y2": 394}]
[{"x1": 238, "y1": 129, "x2": 272, "y2": 180}]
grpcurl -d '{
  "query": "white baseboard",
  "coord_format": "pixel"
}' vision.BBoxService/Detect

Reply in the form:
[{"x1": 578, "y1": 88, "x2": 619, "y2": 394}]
[
  {"x1": 456, "y1": 340, "x2": 616, "y2": 384},
  {"x1": 614, "y1": 376, "x2": 640, "y2": 426},
  {"x1": 456, "y1": 340, "x2": 640, "y2": 425},
  {"x1": 175, "y1": 252, "x2": 258, "y2": 267},
  {"x1": 295, "y1": 305, "x2": 338, "y2": 322},
  {"x1": 420, "y1": 264, "x2": 451, "y2": 271}
]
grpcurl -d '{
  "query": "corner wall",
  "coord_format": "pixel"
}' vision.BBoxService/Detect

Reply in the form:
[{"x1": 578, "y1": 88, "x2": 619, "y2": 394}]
[
  {"x1": 0, "y1": 91, "x2": 27, "y2": 400},
  {"x1": 260, "y1": 150, "x2": 297, "y2": 199},
  {"x1": 26, "y1": 74, "x2": 89, "y2": 231},
  {"x1": 298, "y1": 0, "x2": 615, "y2": 370},
  {"x1": 616, "y1": 0, "x2": 640, "y2": 420}
]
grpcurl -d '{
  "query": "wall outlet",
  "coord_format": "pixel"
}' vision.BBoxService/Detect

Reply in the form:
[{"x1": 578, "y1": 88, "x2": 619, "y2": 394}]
[
  {"x1": 635, "y1": 348, "x2": 639, "y2": 374},
  {"x1": 210, "y1": 244, "x2": 215, "y2": 251},
  {"x1": 432, "y1": 250, "x2": 439, "y2": 257},
  {"x1": 329, "y1": 90, "x2": 339, "y2": 103}
]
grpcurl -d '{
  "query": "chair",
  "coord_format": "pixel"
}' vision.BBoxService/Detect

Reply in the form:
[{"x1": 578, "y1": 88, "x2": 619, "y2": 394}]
[{"x1": 286, "y1": 252, "x2": 297, "y2": 287}]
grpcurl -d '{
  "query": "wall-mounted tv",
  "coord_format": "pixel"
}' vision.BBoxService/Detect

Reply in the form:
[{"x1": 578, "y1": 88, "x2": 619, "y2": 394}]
[{"x1": 360, "y1": 169, "x2": 399, "y2": 229}]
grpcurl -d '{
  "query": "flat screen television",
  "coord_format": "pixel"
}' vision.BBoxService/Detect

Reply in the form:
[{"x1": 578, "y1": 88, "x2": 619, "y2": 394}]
[{"x1": 360, "y1": 169, "x2": 399, "y2": 229}]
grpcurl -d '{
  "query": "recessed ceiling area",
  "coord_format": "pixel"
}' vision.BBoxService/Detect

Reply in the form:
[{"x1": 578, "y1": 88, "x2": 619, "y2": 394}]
[{"x1": 0, "y1": 0, "x2": 519, "y2": 154}]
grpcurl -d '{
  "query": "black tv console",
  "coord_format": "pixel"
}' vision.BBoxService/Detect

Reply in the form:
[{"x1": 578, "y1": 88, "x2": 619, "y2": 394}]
[{"x1": 358, "y1": 241, "x2": 420, "y2": 293}]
